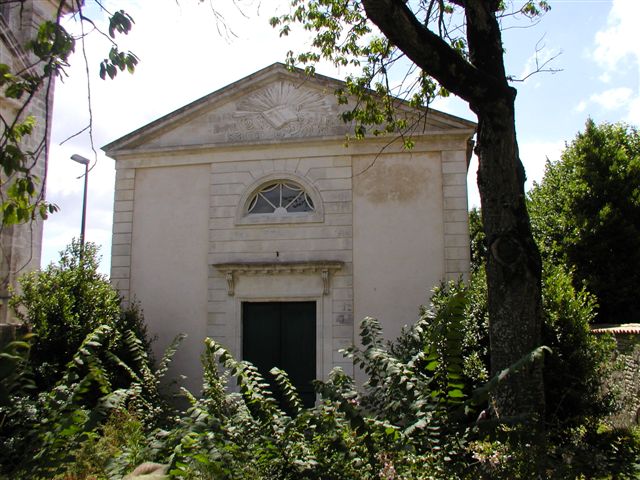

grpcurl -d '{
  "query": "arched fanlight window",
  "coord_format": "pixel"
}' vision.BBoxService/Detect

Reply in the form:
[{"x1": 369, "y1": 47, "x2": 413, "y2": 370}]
[{"x1": 247, "y1": 181, "x2": 315, "y2": 215}]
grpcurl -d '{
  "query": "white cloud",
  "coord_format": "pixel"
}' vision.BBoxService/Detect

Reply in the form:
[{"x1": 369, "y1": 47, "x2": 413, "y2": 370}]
[
  {"x1": 593, "y1": 0, "x2": 640, "y2": 72},
  {"x1": 599, "y1": 72, "x2": 612, "y2": 84},
  {"x1": 589, "y1": 0, "x2": 640, "y2": 126},
  {"x1": 589, "y1": 87, "x2": 634, "y2": 110},
  {"x1": 575, "y1": 100, "x2": 587, "y2": 113}
]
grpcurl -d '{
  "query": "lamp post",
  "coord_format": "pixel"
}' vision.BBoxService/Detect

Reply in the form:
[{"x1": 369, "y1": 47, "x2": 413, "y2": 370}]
[{"x1": 70, "y1": 154, "x2": 89, "y2": 260}]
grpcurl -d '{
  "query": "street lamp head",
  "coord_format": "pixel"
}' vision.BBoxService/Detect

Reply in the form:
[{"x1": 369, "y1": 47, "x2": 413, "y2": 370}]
[{"x1": 70, "y1": 154, "x2": 90, "y2": 166}]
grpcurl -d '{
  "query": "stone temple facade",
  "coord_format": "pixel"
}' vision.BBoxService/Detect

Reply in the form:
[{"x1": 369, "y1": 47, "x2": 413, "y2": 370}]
[
  {"x1": 0, "y1": 1, "x2": 74, "y2": 324},
  {"x1": 103, "y1": 64, "x2": 476, "y2": 395}
]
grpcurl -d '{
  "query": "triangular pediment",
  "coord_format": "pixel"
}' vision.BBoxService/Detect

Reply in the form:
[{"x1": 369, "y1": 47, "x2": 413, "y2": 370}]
[{"x1": 103, "y1": 63, "x2": 476, "y2": 156}]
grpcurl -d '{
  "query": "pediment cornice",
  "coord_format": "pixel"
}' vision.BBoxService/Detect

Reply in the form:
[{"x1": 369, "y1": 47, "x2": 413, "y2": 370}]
[{"x1": 103, "y1": 64, "x2": 476, "y2": 157}]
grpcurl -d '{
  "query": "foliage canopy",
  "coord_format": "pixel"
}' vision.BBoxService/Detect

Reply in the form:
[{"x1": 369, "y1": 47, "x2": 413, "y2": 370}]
[
  {"x1": 1, "y1": 2, "x2": 137, "y2": 226},
  {"x1": 528, "y1": 119, "x2": 640, "y2": 323}
]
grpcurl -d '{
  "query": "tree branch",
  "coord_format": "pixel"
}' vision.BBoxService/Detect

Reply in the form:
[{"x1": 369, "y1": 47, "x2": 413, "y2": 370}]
[
  {"x1": 465, "y1": 0, "x2": 508, "y2": 84},
  {"x1": 361, "y1": 0, "x2": 510, "y2": 105},
  {"x1": 509, "y1": 36, "x2": 562, "y2": 82}
]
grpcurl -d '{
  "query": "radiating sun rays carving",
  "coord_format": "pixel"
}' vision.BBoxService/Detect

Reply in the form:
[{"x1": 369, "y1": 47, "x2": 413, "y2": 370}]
[{"x1": 232, "y1": 81, "x2": 335, "y2": 139}]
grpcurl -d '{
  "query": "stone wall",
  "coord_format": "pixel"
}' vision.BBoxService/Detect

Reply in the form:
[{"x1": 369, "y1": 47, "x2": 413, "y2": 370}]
[
  {"x1": 592, "y1": 325, "x2": 640, "y2": 428},
  {"x1": 0, "y1": 1, "x2": 71, "y2": 323},
  {"x1": 105, "y1": 64, "x2": 476, "y2": 392},
  {"x1": 207, "y1": 149, "x2": 355, "y2": 378}
]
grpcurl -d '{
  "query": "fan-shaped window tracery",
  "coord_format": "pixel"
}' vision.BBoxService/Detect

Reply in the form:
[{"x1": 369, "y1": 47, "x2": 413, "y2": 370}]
[{"x1": 247, "y1": 181, "x2": 315, "y2": 215}]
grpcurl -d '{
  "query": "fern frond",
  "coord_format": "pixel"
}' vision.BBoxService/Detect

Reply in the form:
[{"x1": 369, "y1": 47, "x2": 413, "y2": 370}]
[
  {"x1": 156, "y1": 333, "x2": 186, "y2": 381},
  {"x1": 271, "y1": 367, "x2": 303, "y2": 415}
]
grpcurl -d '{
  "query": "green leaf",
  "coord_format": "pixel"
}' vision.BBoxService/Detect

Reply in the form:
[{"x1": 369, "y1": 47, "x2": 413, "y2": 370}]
[{"x1": 447, "y1": 389, "x2": 465, "y2": 398}]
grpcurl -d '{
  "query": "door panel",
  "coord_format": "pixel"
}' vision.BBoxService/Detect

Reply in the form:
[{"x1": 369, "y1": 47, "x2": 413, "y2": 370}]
[
  {"x1": 242, "y1": 301, "x2": 316, "y2": 408},
  {"x1": 280, "y1": 302, "x2": 316, "y2": 405},
  {"x1": 242, "y1": 303, "x2": 280, "y2": 381}
]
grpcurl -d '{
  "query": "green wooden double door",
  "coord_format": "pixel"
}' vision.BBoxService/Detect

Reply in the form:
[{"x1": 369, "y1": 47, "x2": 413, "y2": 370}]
[{"x1": 242, "y1": 301, "x2": 316, "y2": 408}]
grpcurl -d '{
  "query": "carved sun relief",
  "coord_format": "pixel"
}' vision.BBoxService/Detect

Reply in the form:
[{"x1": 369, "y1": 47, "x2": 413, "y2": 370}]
[{"x1": 231, "y1": 81, "x2": 336, "y2": 140}]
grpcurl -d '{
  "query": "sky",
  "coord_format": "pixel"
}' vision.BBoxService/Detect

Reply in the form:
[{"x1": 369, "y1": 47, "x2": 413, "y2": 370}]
[{"x1": 42, "y1": 0, "x2": 640, "y2": 273}]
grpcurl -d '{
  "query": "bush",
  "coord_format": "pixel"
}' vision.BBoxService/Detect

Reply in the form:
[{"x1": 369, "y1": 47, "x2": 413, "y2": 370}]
[
  {"x1": 153, "y1": 320, "x2": 481, "y2": 479},
  {"x1": 541, "y1": 264, "x2": 617, "y2": 425},
  {"x1": 10, "y1": 241, "x2": 122, "y2": 388},
  {"x1": 469, "y1": 207, "x2": 487, "y2": 274},
  {"x1": 1, "y1": 245, "x2": 632, "y2": 477},
  {"x1": 9, "y1": 240, "x2": 155, "y2": 391},
  {"x1": 0, "y1": 241, "x2": 180, "y2": 478},
  {"x1": 121, "y1": 289, "x2": 555, "y2": 480},
  {"x1": 468, "y1": 423, "x2": 640, "y2": 479},
  {"x1": 466, "y1": 207, "x2": 617, "y2": 426},
  {"x1": 0, "y1": 326, "x2": 131, "y2": 477},
  {"x1": 11, "y1": 278, "x2": 631, "y2": 479},
  {"x1": 54, "y1": 409, "x2": 147, "y2": 480},
  {"x1": 125, "y1": 284, "x2": 622, "y2": 479},
  {"x1": 438, "y1": 264, "x2": 616, "y2": 427},
  {"x1": 0, "y1": 324, "x2": 182, "y2": 478}
]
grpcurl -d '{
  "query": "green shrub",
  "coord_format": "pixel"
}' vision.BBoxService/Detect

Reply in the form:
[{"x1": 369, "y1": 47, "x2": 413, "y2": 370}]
[
  {"x1": 468, "y1": 423, "x2": 640, "y2": 479},
  {"x1": 9, "y1": 241, "x2": 159, "y2": 393},
  {"x1": 1, "y1": 241, "x2": 180, "y2": 477},
  {"x1": 350, "y1": 288, "x2": 482, "y2": 440},
  {"x1": 3, "y1": 241, "x2": 631, "y2": 477},
  {"x1": 10, "y1": 241, "x2": 122, "y2": 388},
  {"x1": 143, "y1": 289, "x2": 553, "y2": 480},
  {"x1": 433, "y1": 264, "x2": 616, "y2": 426},
  {"x1": 54, "y1": 409, "x2": 147, "y2": 480},
  {"x1": 141, "y1": 287, "x2": 530, "y2": 479},
  {"x1": 0, "y1": 335, "x2": 38, "y2": 473},
  {"x1": 0, "y1": 326, "x2": 131, "y2": 478},
  {"x1": 469, "y1": 207, "x2": 487, "y2": 274},
  {"x1": 541, "y1": 264, "x2": 617, "y2": 426},
  {"x1": 0, "y1": 333, "x2": 35, "y2": 405},
  {"x1": 546, "y1": 423, "x2": 640, "y2": 478},
  {"x1": 68, "y1": 281, "x2": 634, "y2": 479},
  {"x1": 160, "y1": 334, "x2": 474, "y2": 479},
  {"x1": 0, "y1": 324, "x2": 182, "y2": 478}
]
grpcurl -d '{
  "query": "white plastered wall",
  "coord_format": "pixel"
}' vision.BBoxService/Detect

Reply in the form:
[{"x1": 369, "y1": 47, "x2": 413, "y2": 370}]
[
  {"x1": 351, "y1": 140, "x2": 470, "y2": 383},
  {"x1": 352, "y1": 149, "x2": 443, "y2": 342},
  {"x1": 128, "y1": 164, "x2": 210, "y2": 394}
]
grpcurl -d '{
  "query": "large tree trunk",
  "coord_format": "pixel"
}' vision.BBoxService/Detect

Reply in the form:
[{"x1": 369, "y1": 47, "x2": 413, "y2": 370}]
[
  {"x1": 473, "y1": 99, "x2": 544, "y2": 419},
  {"x1": 465, "y1": 0, "x2": 544, "y2": 420},
  {"x1": 361, "y1": 0, "x2": 545, "y2": 420}
]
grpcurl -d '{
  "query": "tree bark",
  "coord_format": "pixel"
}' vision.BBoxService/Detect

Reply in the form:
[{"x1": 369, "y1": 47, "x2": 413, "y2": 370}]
[
  {"x1": 362, "y1": 0, "x2": 544, "y2": 419},
  {"x1": 473, "y1": 99, "x2": 544, "y2": 419}
]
